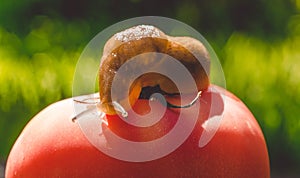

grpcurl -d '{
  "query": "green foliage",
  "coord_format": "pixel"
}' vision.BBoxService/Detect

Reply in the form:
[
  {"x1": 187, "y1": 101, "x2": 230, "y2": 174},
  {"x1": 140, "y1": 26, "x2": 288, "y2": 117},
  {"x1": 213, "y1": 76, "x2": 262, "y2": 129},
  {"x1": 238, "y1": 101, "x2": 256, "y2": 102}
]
[
  {"x1": 0, "y1": 17, "x2": 88, "y2": 158},
  {"x1": 223, "y1": 31, "x2": 300, "y2": 170}
]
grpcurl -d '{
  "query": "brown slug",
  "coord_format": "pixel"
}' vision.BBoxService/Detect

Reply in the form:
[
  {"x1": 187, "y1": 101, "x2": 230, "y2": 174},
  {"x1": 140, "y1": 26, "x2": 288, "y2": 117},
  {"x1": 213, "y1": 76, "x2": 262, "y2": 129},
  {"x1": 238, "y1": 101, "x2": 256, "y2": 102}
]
[{"x1": 98, "y1": 25, "x2": 210, "y2": 116}]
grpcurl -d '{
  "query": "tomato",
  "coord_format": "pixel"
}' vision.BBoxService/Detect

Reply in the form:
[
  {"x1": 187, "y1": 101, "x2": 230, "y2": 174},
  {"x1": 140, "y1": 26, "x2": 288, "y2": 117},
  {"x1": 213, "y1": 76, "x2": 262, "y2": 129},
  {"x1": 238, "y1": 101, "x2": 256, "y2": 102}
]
[{"x1": 5, "y1": 85, "x2": 270, "y2": 177}]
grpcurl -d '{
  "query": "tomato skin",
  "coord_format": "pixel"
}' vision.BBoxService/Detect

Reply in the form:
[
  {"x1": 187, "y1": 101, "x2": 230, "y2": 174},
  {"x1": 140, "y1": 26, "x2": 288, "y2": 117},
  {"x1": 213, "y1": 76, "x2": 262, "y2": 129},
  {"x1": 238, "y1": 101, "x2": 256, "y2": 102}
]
[{"x1": 5, "y1": 86, "x2": 270, "y2": 178}]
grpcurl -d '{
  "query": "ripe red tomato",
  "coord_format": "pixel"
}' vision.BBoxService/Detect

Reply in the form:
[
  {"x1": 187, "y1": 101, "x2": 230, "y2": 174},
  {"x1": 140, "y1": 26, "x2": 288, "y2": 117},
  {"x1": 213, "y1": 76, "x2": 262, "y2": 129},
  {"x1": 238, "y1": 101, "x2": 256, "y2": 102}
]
[{"x1": 5, "y1": 85, "x2": 270, "y2": 177}]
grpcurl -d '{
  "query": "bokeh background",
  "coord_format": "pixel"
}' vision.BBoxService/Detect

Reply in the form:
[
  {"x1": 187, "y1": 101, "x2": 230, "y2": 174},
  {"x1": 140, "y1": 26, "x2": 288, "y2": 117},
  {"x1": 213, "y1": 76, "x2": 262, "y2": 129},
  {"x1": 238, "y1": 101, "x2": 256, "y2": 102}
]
[{"x1": 1, "y1": 0, "x2": 300, "y2": 176}]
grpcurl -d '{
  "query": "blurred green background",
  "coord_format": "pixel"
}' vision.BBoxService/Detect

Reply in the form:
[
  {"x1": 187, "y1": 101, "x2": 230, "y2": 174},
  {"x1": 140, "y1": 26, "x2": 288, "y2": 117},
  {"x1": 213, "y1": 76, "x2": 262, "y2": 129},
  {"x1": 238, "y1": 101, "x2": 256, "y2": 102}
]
[{"x1": 1, "y1": 0, "x2": 300, "y2": 176}]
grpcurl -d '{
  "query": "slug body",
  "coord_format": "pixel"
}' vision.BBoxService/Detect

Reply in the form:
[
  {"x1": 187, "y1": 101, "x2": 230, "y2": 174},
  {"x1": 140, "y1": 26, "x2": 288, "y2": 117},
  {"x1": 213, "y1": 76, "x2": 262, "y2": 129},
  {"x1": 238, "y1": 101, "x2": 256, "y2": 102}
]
[{"x1": 98, "y1": 25, "x2": 210, "y2": 115}]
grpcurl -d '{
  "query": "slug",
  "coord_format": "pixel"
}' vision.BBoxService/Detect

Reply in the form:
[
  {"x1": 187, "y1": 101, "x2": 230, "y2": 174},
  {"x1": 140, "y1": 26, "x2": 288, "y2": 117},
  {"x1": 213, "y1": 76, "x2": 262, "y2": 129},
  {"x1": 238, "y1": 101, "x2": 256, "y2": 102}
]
[{"x1": 97, "y1": 25, "x2": 210, "y2": 116}]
